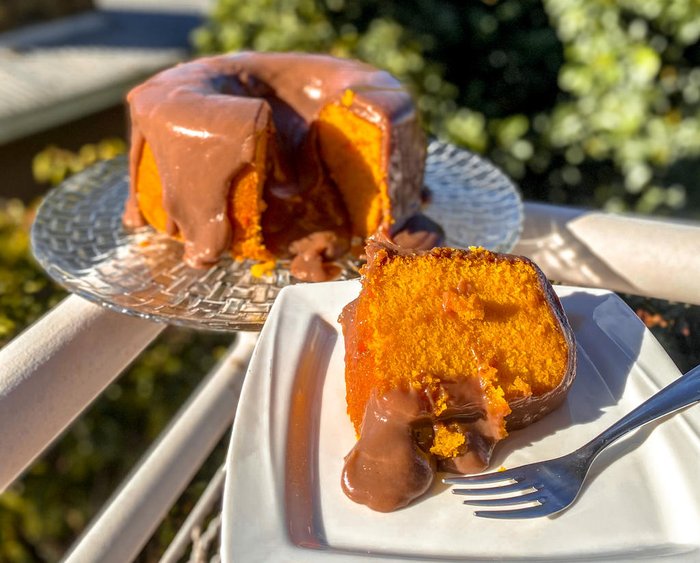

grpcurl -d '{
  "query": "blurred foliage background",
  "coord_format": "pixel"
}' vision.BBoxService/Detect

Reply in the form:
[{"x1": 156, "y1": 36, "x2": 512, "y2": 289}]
[
  {"x1": 1, "y1": 0, "x2": 700, "y2": 560},
  {"x1": 194, "y1": 0, "x2": 700, "y2": 217}
]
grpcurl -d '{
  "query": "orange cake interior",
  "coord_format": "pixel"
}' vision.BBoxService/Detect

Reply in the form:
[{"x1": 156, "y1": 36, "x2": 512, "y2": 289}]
[
  {"x1": 317, "y1": 92, "x2": 388, "y2": 239},
  {"x1": 342, "y1": 244, "x2": 571, "y2": 456},
  {"x1": 227, "y1": 126, "x2": 272, "y2": 261},
  {"x1": 134, "y1": 142, "x2": 168, "y2": 234}
]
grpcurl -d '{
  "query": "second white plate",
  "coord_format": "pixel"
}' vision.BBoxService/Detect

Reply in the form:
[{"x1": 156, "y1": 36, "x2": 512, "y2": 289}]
[{"x1": 222, "y1": 280, "x2": 700, "y2": 561}]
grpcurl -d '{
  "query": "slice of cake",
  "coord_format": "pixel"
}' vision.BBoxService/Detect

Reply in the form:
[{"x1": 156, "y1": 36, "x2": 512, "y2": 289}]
[{"x1": 338, "y1": 238, "x2": 576, "y2": 511}]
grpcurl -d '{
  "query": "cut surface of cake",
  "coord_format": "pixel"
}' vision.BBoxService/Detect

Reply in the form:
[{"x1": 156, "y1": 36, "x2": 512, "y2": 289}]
[
  {"x1": 123, "y1": 52, "x2": 425, "y2": 277},
  {"x1": 338, "y1": 239, "x2": 576, "y2": 512}
]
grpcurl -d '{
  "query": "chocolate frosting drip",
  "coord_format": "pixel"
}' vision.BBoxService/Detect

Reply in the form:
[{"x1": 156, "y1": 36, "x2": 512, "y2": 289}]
[
  {"x1": 342, "y1": 389, "x2": 435, "y2": 513},
  {"x1": 124, "y1": 52, "x2": 425, "y2": 268},
  {"x1": 288, "y1": 230, "x2": 346, "y2": 282},
  {"x1": 342, "y1": 379, "x2": 507, "y2": 512},
  {"x1": 390, "y1": 213, "x2": 445, "y2": 251}
]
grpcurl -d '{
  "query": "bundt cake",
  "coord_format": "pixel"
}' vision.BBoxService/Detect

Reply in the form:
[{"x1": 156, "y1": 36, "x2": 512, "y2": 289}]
[
  {"x1": 339, "y1": 239, "x2": 576, "y2": 512},
  {"x1": 122, "y1": 52, "x2": 426, "y2": 277}
]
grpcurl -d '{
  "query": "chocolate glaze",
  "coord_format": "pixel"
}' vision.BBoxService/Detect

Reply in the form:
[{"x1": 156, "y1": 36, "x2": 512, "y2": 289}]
[
  {"x1": 342, "y1": 378, "x2": 509, "y2": 512},
  {"x1": 124, "y1": 52, "x2": 425, "y2": 269},
  {"x1": 288, "y1": 230, "x2": 347, "y2": 282},
  {"x1": 342, "y1": 388, "x2": 435, "y2": 512},
  {"x1": 390, "y1": 213, "x2": 445, "y2": 251}
]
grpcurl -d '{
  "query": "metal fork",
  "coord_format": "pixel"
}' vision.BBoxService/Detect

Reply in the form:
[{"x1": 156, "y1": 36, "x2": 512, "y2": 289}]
[{"x1": 443, "y1": 364, "x2": 700, "y2": 519}]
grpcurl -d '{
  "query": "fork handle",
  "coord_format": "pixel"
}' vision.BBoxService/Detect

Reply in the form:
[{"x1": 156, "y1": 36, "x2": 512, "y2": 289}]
[{"x1": 581, "y1": 364, "x2": 700, "y2": 458}]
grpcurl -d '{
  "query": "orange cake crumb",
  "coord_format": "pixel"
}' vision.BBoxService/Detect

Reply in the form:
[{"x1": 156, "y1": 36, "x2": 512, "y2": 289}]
[
  {"x1": 430, "y1": 424, "x2": 467, "y2": 458},
  {"x1": 317, "y1": 100, "x2": 388, "y2": 238},
  {"x1": 250, "y1": 260, "x2": 276, "y2": 278}
]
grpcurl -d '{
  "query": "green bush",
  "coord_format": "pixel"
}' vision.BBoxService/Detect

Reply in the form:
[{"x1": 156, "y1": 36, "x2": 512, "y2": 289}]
[
  {"x1": 194, "y1": 0, "x2": 700, "y2": 217},
  {"x1": 32, "y1": 138, "x2": 127, "y2": 186},
  {"x1": 0, "y1": 200, "x2": 65, "y2": 346}
]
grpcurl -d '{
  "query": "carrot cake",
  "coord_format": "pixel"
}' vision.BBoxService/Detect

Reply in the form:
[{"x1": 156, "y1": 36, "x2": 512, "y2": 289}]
[{"x1": 339, "y1": 238, "x2": 576, "y2": 511}]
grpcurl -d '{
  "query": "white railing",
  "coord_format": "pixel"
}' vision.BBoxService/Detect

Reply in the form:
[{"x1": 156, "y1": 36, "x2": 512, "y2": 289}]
[
  {"x1": 516, "y1": 203, "x2": 700, "y2": 305},
  {"x1": 0, "y1": 202, "x2": 698, "y2": 560}
]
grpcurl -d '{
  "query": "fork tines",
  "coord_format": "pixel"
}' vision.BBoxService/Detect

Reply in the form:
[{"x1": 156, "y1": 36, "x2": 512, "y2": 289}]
[{"x1": 443, "y1": 473, "x2": 552, "y2": 519}]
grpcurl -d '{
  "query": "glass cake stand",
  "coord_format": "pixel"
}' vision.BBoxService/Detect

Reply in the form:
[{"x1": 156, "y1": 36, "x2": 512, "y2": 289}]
[{"x1": 31, "y1": 140, "x2": 523, "y2": 331}]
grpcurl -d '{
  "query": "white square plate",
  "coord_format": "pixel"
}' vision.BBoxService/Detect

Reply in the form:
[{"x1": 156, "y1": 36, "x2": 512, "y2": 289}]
[{"x1": 222, "y1": 280, "x2": 700, "y2": 562}]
